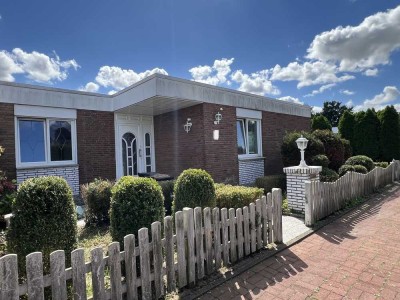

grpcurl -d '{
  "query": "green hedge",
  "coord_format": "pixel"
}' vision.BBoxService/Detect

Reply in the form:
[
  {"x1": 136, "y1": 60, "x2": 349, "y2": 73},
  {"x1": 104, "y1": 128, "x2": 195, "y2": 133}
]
[
  {"x1": 345, "y1": 155, "x2": 375, "y2": 172},
  {"x1": 338, "y1": 164, "x2": 368, "y2": 176},
  {"x1": 110, "y1": 176, "x2": 164, "y2": 245},
  {"x1": 320, "y1": 167, "x2": 339, "y2": 182},
  {"x1": 7, "y1": 176, "x2": 77, "y2": 275},
  {"x1": 374, "y1": 161, "x2": 389, "y2": 168},
  {"x1": 158, "y1": 180, "x2": 175, "y2": 216},
  {"x1": 255, "y1": 175, "x2": 286, "y2": 195},
  {"x1": 81, "y1": 179, "x2": 113, "y2": 225},
  {"x1": 215, "y1": 184, "x2": 263, "y2": 209},
  {"x1": 173, "y1": 169, "x2": 216, "y2": 212}
]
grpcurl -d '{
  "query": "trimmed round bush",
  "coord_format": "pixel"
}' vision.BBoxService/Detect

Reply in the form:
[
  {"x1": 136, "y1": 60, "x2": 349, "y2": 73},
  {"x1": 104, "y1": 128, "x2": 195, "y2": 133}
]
[
  {"x1": 320, "y1": 167, "x2": 339, "y2": 182},
  {"x1": 158, "y1": 180, "x2": 175, "y2": 216},
  {"x1": 312, "y1": 130, "x2": 345, "y2": 171},
  {"x1": 215, "y1": 185, "x2": 263, "y2": 209},
  {"x1": 345, "y1": 155, "x2": 374, "y2": 172},
  {"x1": 310, "y1": 154, "x2": 330, "y2": 168},
  {"x1": 81, "y1": 178, "x2": 113, "y2": 225},
  {"x1": 173, "y1": 169, "x2": 216, "y2": 212},
  {"x1": 7, "y1": 176, "x2": 77, "y2": 274},
  {"x1": 339, "y1": 164, "x2": 368, "y2": 176},
  {"x1": 374, "y1": 161, "x2": 389, "y2": 168},
  {"x1": 281, "y1": 131, "x2": 325, "y2": 167},
  {"x1": 110, "y1": 176, "x2": 165, "y2": 245}
]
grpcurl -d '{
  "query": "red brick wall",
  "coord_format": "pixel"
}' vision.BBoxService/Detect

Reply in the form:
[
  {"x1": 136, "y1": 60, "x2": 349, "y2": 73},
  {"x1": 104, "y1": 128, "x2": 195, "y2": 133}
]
[
  {"x1": 154, "y1": 104, "x2": 206, "y2": 178},
  {"x1": 0, "y1": 103, "x2": 16, "y2": 179},
  {"x1": 77, "y1": 110, "x2": 116, "y2": 184},
  {"x1": 203, "y1": 104, "x2": 239, "y2": 183},
  {"x1": 154, "y1": 103, "x2": 239, "y2": 183},
  {"x1": 262, "y1": 111, "x2": 310, "y2": 175}
]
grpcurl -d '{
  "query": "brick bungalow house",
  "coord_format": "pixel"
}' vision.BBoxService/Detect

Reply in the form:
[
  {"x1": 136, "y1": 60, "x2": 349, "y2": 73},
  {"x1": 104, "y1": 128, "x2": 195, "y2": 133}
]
[{"x1": 0, "y1": 74, "x2": 310, "y2": 195}]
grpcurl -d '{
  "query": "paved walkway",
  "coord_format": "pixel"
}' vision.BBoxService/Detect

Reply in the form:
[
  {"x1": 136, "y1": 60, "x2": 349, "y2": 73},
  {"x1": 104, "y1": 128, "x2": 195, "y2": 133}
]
[
  {"x1": 282, "y1": 215, "x2": 309, "y2": 244},
  {"x1": 199, "y1": 183, "x2": 400, "y2": 299}
]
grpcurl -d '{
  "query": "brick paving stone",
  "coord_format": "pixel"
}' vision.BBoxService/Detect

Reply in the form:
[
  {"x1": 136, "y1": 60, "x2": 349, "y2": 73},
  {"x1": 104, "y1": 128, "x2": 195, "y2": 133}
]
[{"x1": 196, "y1": 183, "x2": 400, "y2": 300}]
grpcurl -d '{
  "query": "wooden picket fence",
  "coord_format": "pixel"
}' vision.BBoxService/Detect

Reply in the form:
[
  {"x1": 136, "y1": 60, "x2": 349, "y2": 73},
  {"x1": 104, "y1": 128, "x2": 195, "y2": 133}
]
[
  {"x1": 0, "y1": 189, "x2": 283, "y2": 300},
  {"x1": 305, "y1": 160, "x2": 400, "y2": 226}
]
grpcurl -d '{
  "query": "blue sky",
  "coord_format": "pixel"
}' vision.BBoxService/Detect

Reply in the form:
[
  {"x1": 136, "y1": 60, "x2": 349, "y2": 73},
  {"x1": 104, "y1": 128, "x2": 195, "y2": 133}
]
[{"x1": 1, "y1": 0, "x2": 400, "y2": 112}]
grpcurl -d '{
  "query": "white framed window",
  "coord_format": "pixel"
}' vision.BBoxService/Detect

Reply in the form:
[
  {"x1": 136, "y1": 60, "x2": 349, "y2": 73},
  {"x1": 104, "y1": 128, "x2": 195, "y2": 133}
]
[
  {"x1": 237, "y1": 118, "x2": 262, "y2": 157},
  {"x1": 16, "y1": 117, "x2": 77, "y2": 168},
  {"x1": 144, "y1": 132, "x2": 152, "y2": 172}
]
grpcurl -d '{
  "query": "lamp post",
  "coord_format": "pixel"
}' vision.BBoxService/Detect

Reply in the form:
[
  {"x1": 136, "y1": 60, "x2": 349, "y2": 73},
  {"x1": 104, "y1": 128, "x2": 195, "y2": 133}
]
[{"x1": 296, "y1": 135, "x2": 309, "y2": 167}]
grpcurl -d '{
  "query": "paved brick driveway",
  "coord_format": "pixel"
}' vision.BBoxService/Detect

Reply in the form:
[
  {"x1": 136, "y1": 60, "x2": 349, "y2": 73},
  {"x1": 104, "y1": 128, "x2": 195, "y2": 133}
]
[{"x1": 199, "y1": 184, "x2": 400, "y2": 299}]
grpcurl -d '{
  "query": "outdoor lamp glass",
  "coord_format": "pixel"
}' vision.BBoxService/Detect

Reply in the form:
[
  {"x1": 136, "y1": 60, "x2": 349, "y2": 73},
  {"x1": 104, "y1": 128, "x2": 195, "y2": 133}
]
[{"x1": 296, "y1": 135, "x2": 309, "y2": 167}]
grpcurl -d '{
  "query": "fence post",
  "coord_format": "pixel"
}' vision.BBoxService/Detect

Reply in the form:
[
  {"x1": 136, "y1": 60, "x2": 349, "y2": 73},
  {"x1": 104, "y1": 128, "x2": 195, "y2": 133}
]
[
  {"x1": 138, "y1": 228, "x2": 151, "y2": 300},
  {"x1": 272, "y1": 188, "x2": 283, "y2": 243},
  {"x1": 91, "y1": 247, "x2": 106, "y2": 300},
  {"x1": 0, "y1": 254, "x2": 19, "y2": 300},
  {"x1": 26, "y1": 252, "x2": 45, "y2": 300},
  {"x1": 194, "y1": 207, "x2": 205, "y2": 280},
  {"x1": 50, "y1": 250, "x2": 67, "y2": 300},
  {"x1": 304, "y1": 181, "x2": 312, "y2": 226},
  {"x1": 203, "y1": 207, "x2": 213, "y2": 275},
  {"x1": 175, "y1": 211, "x2": 186, "y2": 288},
  {"x1": 164, "y1": 216, "x2": 176, "y2": 292},
  {"x1": 152, "y1": 221, "x2": 164, "y2": 298},
  {"x1": 71, "y1": 249, "x2": 86, "y2": 300},
  {"x1": 183, "y1": 208, "x2": 196, "y2": 285}
]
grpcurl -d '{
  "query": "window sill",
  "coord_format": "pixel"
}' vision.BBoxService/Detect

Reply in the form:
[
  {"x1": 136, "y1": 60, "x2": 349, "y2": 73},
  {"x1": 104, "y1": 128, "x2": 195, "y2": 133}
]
[
  {"x1": 238, "y1": 156, "x2": 265, "y2": 161},
  {"x1": 16, "y1": 163, "x2": 79, "y2": 170}
]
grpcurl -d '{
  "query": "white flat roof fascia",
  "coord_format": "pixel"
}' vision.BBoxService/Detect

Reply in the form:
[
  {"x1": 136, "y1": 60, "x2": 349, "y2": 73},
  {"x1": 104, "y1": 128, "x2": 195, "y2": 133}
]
[
  {"x1": 15, "y1": 104, "x2": 77, "y2": 119},
  {"x1": 236, "y1": 108, "x2": 262, "y2": 119}
]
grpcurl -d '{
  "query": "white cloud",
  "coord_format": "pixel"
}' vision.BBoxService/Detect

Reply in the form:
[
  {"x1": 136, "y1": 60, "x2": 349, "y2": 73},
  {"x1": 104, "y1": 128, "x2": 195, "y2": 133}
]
[
  {"x1": 11, "y1": 48, "x2": 79, "y2": 83},
  {"x1": 354, "y1": 86, "x2": 400, "y2": 111},
  {"x1": 363, "y1": 68, "x2": 378, "y2": 77},
  {"x1": 304, "y1": 83, "x2": 336, "y2": 97},
  {"x1": 231, "y1": 69, "x2": 280, "y2": 96},
  {"x1": 270, "y1": 61, "x2": 354, "y2": 88},
  {"x1": 312, "y1": 106, "x2": 323, "y2": 114},
  {"x1": 79, "y1": 82, "x2": 99, "y2": 93},
  {"x1": 0, "y1": 51, "x2": 23, "y2": 81},
  {"x1": 95, "y1": 66, "x2": 168, "y2": 90},
  {"x1": 278, "y1": 96, "x2": 304, "y2": 105},
  {"x1": 189, "y1": 58, "x2": 234, "y2": 86},
  {"x1": 108, "y1": 90, "x2": 117, "y2": 95},
  {"x1": 306, "y1": 5, "x2": 400, "y2": 72},
  {"x1": 340, "y1": 89, "x2": 355, "y2": 95},
  {"x1": 345, "y1": 100, "x2": 354, "y2": 107}
]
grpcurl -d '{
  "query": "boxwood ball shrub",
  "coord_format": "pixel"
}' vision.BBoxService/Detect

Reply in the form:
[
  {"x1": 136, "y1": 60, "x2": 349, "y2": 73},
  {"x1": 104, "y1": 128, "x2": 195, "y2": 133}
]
[
  {"x1": 339, "y1": 164, "x2": 368, "y2": 176},
  {"x1": 173, "y1": 169, "x2": 216, "y2": 212},
  {"x1": 81, "y1": 178, "x2": 113, "y2": 225},
  {"x1": 310, "y1": 154, "x2": 330, "y2": 168},
  {"x1": 255, "y1": 175, "x2": 286, "y2": 195},
  {"x1": 215, "y1": 184, "x2": 263, "y2": 209},
  {"x1": 345, "y1": 155, "x2": 375, "y2": 172},
  {"x1": 110, "y1": 176, "x2": 164, "y2": 245},
  {"x1": 374, "y1": 161, "x2": 389, "y2": 168},
  {"x1": 320, "y1": 167, "x2": 339, "y2": 182},
  {"x1": 7, "y1": 176, "x2": 77, "y2": 274}
]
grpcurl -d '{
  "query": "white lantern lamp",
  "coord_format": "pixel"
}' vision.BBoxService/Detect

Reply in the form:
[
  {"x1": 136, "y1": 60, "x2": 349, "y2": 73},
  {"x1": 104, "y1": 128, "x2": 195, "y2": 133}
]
[{"x1": 296, "y1": 135, "x2": 309, "y2": 167}]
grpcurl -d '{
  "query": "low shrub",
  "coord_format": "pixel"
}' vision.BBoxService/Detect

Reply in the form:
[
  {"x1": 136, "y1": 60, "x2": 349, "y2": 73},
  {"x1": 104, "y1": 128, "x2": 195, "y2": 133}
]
[
  {"x1": 282, "y1": 198, "x2": 290, "y2": 215},
  {"x1": 215, "y1": 184, "x2": 263, "y2": 209},
  {"x1": 320, "y1": 167, "x2": 339, "y2": 182},
  {"x1": 81, "y1": 179, "x2": 113, "y2": 225},
  {"x1": 173, "y1": 169, "x2": 216, "y2": 212},
  {"x1": 374, "y1": 161, "x2": 389, "y2": 168},
  {"x1": 110, "y1": 176, "x2": 165, "y2": 245},
  {"x1": 255, "y1": 175, "x2": 286, "y2": 195},
  {"x1": 7, "y1": 176, "x2": 77, "y2": 275},
  {"x1": 158, "y1": 180, "x2": 175, "y2": 216},
  {"x1": 345, "y1": 155, "x2": 375, "y2": 172},
  {"x1": 281, "y1": 131, "x2": 325, "y2": 167},
  {"x1": 310, "y1": 154, "x2": 330, "y2": 168},
  {"x1": 339, "y1": 164, "x2": 368, "y2": 176}
]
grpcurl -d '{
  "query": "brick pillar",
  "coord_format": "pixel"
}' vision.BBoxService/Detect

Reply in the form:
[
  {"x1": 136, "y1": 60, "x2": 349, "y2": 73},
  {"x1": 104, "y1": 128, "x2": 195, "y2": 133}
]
[{"x1": 283, "y1": 166, "x2": 322, "y2": 213}]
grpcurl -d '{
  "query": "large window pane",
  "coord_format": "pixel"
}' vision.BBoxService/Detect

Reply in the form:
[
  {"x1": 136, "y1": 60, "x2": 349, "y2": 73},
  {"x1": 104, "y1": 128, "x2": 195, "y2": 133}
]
[
  {"x1": 237, "y1": 120, "x2": 246, "y2": 154},
  {"x1": 50, "y1": 121, "x2": 73, "y2": 161},
  {"x1": 247, "y1": 120, "x2": 258, "y2": 154},
  {"x1": 19, "y1": 120, "x2": 46, "y2": 163}
]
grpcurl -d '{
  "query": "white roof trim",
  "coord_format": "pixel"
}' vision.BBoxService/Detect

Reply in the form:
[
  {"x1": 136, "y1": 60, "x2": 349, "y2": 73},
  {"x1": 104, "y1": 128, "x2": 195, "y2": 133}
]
[{"x1": 0, "y1": 74, "x2": 311, "y2": 117}]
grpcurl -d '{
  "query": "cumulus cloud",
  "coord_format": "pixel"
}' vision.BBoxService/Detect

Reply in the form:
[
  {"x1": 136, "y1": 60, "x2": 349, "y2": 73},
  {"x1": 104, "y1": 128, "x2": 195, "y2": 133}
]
[
  {"x1": 79, "y1": 82, "x2": 99, "y2": 93},
  {"x1": 312, "y1": 106, "x2": 323, "y2": 114},
  {"x1": 270, "y1": 61, "x2": 354, "y2": 88},
  {"x1": 95, "y1": 66, "x2": 168, "y2": 90},
  {"x1": 340, "y1": 89, "x2": 355, "y2": 95},
  {"x1": 354, "y1": 86, "x2": 400, "y2": 111},
  {"x1": 0, "y1": 48, "x2": 78, "y2": 83},
  {"x1": 231, "y1": 69, "x2": 280, "y2": 96},
  {"x1": 189, "y1": 58, "x2": 234, "y2": 86},
  {"x1": 304, "y1": 83, "x2": 336, "y2": 97},
  {"x1": 306, "y1": 5, "x2": 400, "y2": 72},
  {"x1": 363, "y1": 68, "x2": 378, "y2": 77},
  {"x1": 278, "y1": 96, "x2": 304, "y2": 105}
]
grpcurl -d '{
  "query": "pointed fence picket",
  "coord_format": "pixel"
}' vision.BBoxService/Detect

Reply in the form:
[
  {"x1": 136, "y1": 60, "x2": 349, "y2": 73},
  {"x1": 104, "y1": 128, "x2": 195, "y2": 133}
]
[
  {"x1": 305, "y1": 160, "x2": 400, "y2": 226},
  {"x1": 0, "y1": 189, "x2": 283, "y2": 300}
]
